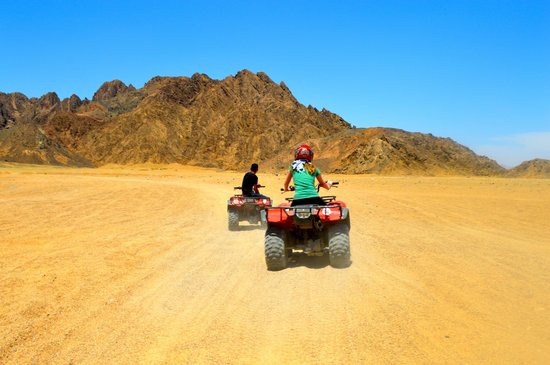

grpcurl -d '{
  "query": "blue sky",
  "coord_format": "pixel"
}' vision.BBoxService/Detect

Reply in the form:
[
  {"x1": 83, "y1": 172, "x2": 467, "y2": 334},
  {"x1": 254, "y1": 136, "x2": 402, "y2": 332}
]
[{"x1": 2, "y1": 0, "x2": 549, "y2": 167}]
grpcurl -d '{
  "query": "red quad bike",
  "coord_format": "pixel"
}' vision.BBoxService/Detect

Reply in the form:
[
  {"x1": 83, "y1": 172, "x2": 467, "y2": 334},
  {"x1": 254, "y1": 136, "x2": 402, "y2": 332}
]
[
  {"x1": 264, "y1": 182, "x2": 351, "y2": 270},
  {"x1": 227, "y1": 186, "x2": 272, "y2": 231}
]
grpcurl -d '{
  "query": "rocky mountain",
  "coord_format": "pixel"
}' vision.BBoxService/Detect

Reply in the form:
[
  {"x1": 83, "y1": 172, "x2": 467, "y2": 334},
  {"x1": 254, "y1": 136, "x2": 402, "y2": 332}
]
[
  {"x1": 0, "y1": 69, "x2": 540, "y2": 176},
  {"x1": 1, "y1": 70, "x2": 349, "y2": 168},
  {"x1": 263, "y1": 127, "x2": 505, "y2": 176},
  {"x1": 0, "y1": 91, "x2": 93, "y2": 166},
  {"x1": 506, "y1": 159, "x2": 550, "y2": 178}
]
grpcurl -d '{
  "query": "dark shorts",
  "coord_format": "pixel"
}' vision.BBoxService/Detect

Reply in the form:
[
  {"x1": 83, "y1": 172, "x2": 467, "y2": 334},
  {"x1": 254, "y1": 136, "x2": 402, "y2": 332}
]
[{"x1": 290, "y1": 196, "x2": 326, "y2": 206}]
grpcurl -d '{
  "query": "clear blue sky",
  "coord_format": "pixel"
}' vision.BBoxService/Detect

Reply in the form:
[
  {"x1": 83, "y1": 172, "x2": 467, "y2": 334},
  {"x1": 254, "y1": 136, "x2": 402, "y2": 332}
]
[{"x1": 2, "y1": 0, "x2": 549, "y2": 167}]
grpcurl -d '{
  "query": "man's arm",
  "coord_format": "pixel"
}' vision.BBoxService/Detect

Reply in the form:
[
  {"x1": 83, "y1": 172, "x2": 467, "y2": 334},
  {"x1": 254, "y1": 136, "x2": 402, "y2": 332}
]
[{"x1": 253, "y1": 174, "x2": 260, "y2": 193}]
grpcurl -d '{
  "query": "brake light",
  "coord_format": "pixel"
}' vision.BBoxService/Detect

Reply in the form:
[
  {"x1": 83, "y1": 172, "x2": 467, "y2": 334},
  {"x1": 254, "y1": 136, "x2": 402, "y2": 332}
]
[
  {"x1": 318, "y1": 206, "x2": 342, "y2": 220},
  {"x1": 230, "y1": 197, "x2": 244, "y2": 205}
]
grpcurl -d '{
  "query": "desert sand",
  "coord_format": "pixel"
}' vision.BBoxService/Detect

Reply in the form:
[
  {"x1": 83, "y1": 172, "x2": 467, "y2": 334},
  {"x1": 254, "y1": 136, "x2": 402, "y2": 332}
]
[{"x1": 1, "y1": 164, "x2": 549, "y2": 364}]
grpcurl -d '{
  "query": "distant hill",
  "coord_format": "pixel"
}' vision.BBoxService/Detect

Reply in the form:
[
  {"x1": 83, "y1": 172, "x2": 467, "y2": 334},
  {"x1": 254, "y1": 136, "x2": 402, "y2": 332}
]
[
  {"x1": 506, "y1": 159, "x2": 550, "y2": 178},
  {"x1": 0, "y1": 70, "x2": 542, "y2": 176},
  {"x1": 266, "y1": 127, "x2": 505, "y2": 176}
]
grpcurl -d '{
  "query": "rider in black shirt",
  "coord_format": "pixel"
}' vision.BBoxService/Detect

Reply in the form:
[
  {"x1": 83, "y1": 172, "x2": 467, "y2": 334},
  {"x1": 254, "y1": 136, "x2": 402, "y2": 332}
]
[{"x1": 241, "y1": 163, "x2": 267, "y2": 198}]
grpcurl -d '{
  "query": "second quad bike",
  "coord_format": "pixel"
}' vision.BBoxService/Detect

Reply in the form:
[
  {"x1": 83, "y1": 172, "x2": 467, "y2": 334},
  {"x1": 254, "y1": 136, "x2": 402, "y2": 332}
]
[
  {"x1": 227, "y1": 186, "x2": 272, "y2": 231},
  {"x1": 264, "y1": 182, "x2": 351, "y2": 270}
]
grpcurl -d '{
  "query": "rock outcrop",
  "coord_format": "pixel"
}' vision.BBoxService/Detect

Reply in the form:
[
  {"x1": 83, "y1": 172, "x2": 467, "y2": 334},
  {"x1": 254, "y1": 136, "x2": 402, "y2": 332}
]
[
  {"x1": 61, "y1": 94, "x2": 83, "y2": 112},
  {"x1": 506, "y1": 159, "x2": 550, "y2": 178},
  {"x1": 92, "y1": 80, "x2": 134, "y2": 101}
]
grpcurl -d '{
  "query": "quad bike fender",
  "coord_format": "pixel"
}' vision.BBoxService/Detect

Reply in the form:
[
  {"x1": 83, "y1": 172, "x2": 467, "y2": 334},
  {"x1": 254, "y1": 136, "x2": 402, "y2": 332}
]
[
  {"x1": 266, "y1": 207, "x2": 292, "y2": 225},
  {"x1": 331, "y1": 200, "x2": 347, "y2": 208},
  {"x1": 341, "y1": 207, "x2": 349, "y2": 220}
]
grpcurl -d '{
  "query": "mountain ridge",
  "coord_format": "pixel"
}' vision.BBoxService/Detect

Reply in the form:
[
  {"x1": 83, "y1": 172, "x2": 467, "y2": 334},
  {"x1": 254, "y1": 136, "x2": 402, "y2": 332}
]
[{"x1": 0, "y1": 70, "x2": 546, "y2": 177}]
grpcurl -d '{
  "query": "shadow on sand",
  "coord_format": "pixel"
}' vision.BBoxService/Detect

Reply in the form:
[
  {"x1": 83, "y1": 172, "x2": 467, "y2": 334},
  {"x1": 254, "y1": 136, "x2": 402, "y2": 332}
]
[
  {"x1": 286, "y1": 253, "x2": 353, "y2": 270},
  {"x1": 230, "y1": 225, "x2": 266, "y2": 232}
]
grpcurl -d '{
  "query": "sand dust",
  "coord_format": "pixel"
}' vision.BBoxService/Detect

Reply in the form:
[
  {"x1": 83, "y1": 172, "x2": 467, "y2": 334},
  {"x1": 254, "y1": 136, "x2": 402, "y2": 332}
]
[{"x1": 1, "y1": 164, "x2": 549, "y2": 364}]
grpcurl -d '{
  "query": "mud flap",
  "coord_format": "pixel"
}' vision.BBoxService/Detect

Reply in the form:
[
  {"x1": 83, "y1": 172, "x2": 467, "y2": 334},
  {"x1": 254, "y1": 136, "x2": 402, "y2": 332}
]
[
  {"x1": 341, "y1": 208, "x2": 349, "y2": 220},
  {"x1": 260, "y1": 210, "x2": 267, "y2": 222}
]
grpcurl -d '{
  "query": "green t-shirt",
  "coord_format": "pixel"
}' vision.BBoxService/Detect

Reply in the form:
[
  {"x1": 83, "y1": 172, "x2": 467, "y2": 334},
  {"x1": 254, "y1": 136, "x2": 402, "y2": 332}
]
[{"x1": 290, "y1": 161, "x2": 321, "y2": 200}]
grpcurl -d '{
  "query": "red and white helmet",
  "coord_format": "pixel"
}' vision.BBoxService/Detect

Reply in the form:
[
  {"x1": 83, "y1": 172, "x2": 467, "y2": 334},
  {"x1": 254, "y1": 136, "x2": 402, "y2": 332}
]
[{"x1": 294, "y1": 144, "x2": 314, "y2": 161}]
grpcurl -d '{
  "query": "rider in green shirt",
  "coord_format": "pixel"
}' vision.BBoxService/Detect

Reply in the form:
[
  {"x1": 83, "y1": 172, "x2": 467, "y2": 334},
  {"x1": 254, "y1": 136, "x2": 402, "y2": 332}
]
[{"x1": 283, "y1": 144, "x2": 333, "y2": 206}]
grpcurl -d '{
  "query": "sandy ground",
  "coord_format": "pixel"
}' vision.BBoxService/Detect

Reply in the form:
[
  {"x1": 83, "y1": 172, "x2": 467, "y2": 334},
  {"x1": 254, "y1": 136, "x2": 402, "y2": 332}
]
[{"x1": 1, "y1": 164, "x2": 549, "y2": 364}]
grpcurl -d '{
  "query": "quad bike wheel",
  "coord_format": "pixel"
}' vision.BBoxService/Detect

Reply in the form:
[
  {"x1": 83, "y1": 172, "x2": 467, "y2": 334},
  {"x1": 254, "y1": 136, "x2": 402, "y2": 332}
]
[
  {"x1": 228, "y1": 208, "x2": 239, "y2": 231},
  {"x1": 328, "y1": 222, "x2": 351, "y2": 268},
  {"x1": 264, "y1": 227, "x2": 287, "y2": 271}
]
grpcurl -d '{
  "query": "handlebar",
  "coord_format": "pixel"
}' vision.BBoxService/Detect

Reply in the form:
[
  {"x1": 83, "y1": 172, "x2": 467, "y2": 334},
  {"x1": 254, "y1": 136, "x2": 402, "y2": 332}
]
[
  {"x1": 235, "y1": 185, "x2": 265, "y2": 190},
  {"x1": 317, "y1": 181, "x2": 338, "y2": 192},
  {"x1": 280, "y1": 186, "x2": 296, "y2": 192}
]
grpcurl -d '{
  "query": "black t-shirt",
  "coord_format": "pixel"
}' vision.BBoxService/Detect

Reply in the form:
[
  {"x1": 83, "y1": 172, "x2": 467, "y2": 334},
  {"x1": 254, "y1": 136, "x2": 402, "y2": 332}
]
[{"x1": 241, "y1": 172, "x2": 258, "y2": 196}]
